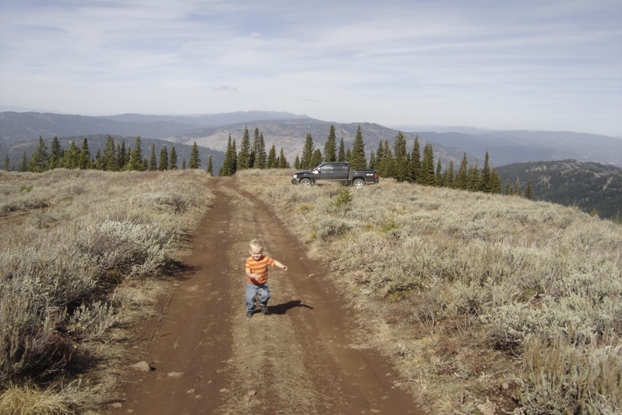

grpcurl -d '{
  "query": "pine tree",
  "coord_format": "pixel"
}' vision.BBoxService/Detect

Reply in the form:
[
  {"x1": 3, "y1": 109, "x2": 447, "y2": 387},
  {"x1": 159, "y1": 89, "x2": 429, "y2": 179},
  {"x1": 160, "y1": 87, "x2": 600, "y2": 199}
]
[
  {"x1": 350, "y1": 126, "x2": 367, "y2": 170},
  {"x1": 505, "y1": 180, "x2": 512, "y2": 195},
  {"x1": 49, "y1": 136, "x2": 62, "y2": 170},
  {"x1": 29, "y1": 137, "x2": 49, "y2": 172},
  {"x1": 444, "y1": 160, "x2": 455, "y2": 188},
  {"x1": 435, "y1": 158, "x2": 443, "y2": 186},
  {"x1": 149, "y1": 144, "x2": 157, "y2": 171},
  {"x1": 490, "y1": 169, "x2": 502, "y2": 194},
  {"x1": 118, "y1": 141, "x2": 127, "y2": 171},
  {"x1": 159, "y1": 146, "x2": 169, "y2": 171},
  {"x1": 368, "y1": 151, "x2": 377, "y2": 170},
  {"x1": 420, "y1": 144, "x2": 436, "y2": 186},
  {"x1": 480, "y1": 151, "x2": 493, "y2": 193},
  {"x1": 267, "y1": 144, "x2": 277, "y2": 168},
  {"x1": 189, "y1": 142, "x2": 201, "y2": 169},
  {"x1": 207, "y1": 155, "x2": 213, "y2": 175},
  {"x1": 324, "y1": 125, "x2": 337, "y2": 162},
  {"x1": 20, "y1": 152, "x2": 27, "y2": 172},
  {"x1": 337, "y1": 137, "x2": 345, "y2": 162},
  {"x1": 278, "y1": 148, "x2": 289, "y2": 168},
  {"x1": 219, "y1": 135, "x2": 237, "y2": 176},
  {"x1": 455, "y1": 153, "x2": 468, "y2": 190},
  {"x1": 301, "y1": 133, "x2": 314, "y2": 169},
  {"x1": 129, "y1": 137, "x2": 143, "y2": 171},
  {"x1": 466, "y1": 163, "x2": 481, "y2": 192},
  {"x1": 79, "y1": 137, "x2": 93, "y2": 169},
  {"x1": 294, "y1": 154, "x2": 300, "y2": 170},
  {"x1": 63, "y1": 141, "x2": 80, "y2": 169},
  {"x1": 253, "y1": 131, "x2": 266, "y2": 169},
  {"x1": 524, "y1": 181, "x2": 532, "y2": 199},
  {"x1": 169, "y1": 146, "x2": 178, "y2": 170},
  {"x1": 103, "y1": 135, "x2": 117, "y2": 171},
  {"x1": 311, "y1": 148, "x2": 323, "y2": 167},
  {"x1": 238, "y1": 127, "x2": 251, "y2": 170},
  {"x1": 378, "y1": 140, "x2": 393, "y2": 178},
  {"x1": 94, "y1": 149, "x2": 103, "y2": 170},
  {"x1": 345, "y1": 148, "x2": 352, "y2": 163},
  {"x1": 408, "y1": 136, "x2": 421, "y2": 183},
  {"x1": 393, "y1": 131, "x2": 408, "y2": 182}
]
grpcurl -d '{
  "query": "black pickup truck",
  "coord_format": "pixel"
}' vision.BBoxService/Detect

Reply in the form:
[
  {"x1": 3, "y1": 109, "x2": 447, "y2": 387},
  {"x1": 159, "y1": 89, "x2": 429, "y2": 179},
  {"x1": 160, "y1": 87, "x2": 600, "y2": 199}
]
[{"x1": 290, "y1": 162, "x2": 379, "y2": 188}]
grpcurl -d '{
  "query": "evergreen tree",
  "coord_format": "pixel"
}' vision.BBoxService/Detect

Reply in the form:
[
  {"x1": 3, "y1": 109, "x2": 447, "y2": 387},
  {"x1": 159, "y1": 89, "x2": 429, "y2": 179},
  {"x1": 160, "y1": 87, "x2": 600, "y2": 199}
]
[
  {"x1": 49, "y1": 136, "x2": 62, "y2": 170},
  {"x1": 345, "y1": 148, "x2": 352, "y2": 163},
  {"x1": 189, "y1": 142, "x2": 201, "y2": 169},
  {"x1": 420, "y1": 144, "x2": 436, "y2": 186},
  {"x1": 142, "y1": 157, "x2": 149, "y2": 171},
  {"x1": 301, "y1": 133, "x2": 314, "y2": 169},
  {"x1": 378, "y1": 140, "x2": 393, "y2": 178},
  {"x1": 20, "y1": 152, "x2": 28, "y2": 172},
  {"x1": 324, "y1": 125, "x2": 337, "y2": 162},
  {"x1": 169, "y1": 146, "x2": 178, "y2": 170},
  {"x1": 129, "y1": 137, "x2": 144, "y2": 171},
  {"x1": 311, "y1": 148, "x2": 323, "y2": 167},
  {"x1": 455, "y1": 153, "x2": 468, "y2": 190},
  {"x1": 159, "y1": 146, "x2": 169, "y2": 171},
  {"x1": 514, "y1": 177, "x2": 522, "y2": 196},
  {"x1": 444, "y1": 160, "x2": 455, "y2": 188},
  {"x1": 63, "y1": 141, "x2": 81, "y2": 169},
  {"x1": 490, "y1": 169, "x2": 503, "y2": 194},
  {"x1": 79, "y1": 137, "x2": 93, "y2": 169},
  {"x1": 294, "y1": 154, "x2": 301, "y2": 170},
  {"x1": 480, "y1": 151, "x2": 493, "y2": 193},
  {"x1": 149, "y1": 144, "x2": 157, "y2": 171},
  {"x1": 350, "y1": 126, "x2": 367, "y2": 170},
  {"x1": 466, "y1": 163, "x2": 481, "y2": 191},
  {"x1": 29, "y1": 137, "x2": 49, "y2": 172},
  {"x1": 267, "y1": 144, "x2": 277, "y2": 168},
  {"x1": 253, "y1": 132, "x2": 267, "y2": 169},
  {"x1": 435, "y1": 158, "x2": 443, "y2": 186},
  {"x1": 117, "y1": 141, "x2": 127, "y2": 171},
  {"x1": 408, "y1": 136, "x2": 421, "y2": 183},
  {"x1": 219, "y1": 135, "x2": 237, "y2": 176},
  {"x1": 103, "y1": 135, "x2": 117, "y2": 171},
  {"x1": 207, "y1": 155, "x2": 213, "y2": 175},
  {"x1": 278, "y1": 148, "x2": 289, "y2": 168},
  {"x1": 182, "y1": 159, "x2": 186, "y2": 170},
  {"x1": 393, "y1": 131, "x2": 408, "y2": 182},
  {"x1": 368, "y1": 151, "x2": 377, "y2": 170},
  {"x1": 525, "y1": 181, "x2": 532, "y2": 199},
  {"x1": 94, "y1": 149, "x2": 103, "y2": 170},
  {"x1": 238, "y1": 127, "x2": 251, "y2": 170},
  {"x1": 505, "y1": 180, "x2": 512, "y2": 195},
  {"x1": 337, "y1": 137, "x2": 346, "y2": 161}
]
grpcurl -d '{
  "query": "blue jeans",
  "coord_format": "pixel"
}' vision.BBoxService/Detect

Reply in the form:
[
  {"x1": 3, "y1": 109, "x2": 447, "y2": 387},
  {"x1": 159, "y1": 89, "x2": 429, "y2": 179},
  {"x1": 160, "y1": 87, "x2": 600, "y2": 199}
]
[{"x1": 246, "y1": 282, "x2": 272, "y2": 312}]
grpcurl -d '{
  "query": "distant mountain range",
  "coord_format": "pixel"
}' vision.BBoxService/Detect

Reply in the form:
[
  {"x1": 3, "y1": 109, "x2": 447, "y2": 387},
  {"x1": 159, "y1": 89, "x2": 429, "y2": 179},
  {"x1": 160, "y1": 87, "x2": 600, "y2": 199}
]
[
  {"x1": 496, "y1": 160, "x2": 622, "y2": 220},
  {"x1": 1, "y1": 111, "x2": 621, "y2": 169}
]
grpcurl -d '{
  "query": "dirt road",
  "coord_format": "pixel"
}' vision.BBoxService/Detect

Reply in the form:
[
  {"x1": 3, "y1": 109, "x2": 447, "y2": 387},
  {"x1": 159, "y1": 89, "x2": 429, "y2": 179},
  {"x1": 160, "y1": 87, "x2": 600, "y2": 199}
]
[{"x1": 105, "y1": 178, "x2": 421, "y2": 415}]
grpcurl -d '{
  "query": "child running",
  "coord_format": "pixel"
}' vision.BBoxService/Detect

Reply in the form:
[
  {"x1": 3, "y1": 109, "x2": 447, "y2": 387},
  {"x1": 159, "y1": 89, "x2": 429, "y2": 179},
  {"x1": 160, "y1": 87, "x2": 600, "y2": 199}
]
[{"x1": 245, "y1": 239, "x2": 288, "y2": 317}]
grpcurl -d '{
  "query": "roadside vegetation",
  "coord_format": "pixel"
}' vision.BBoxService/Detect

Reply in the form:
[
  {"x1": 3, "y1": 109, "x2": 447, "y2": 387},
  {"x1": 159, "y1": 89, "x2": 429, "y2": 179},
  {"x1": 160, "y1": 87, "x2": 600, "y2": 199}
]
[
  {"x1": 0, "y1": 169, "x2": 213, "y2": 414},
  {"x1": 236, "y1": 169, "x2": 622, "y2": 415}
]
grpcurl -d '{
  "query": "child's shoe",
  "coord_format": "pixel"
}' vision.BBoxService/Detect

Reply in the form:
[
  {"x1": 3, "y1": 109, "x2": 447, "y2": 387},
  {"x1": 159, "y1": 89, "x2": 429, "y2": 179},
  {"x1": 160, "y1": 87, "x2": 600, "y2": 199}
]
[
  {"x1": 246, "y1": 310, "x2": 254, "y2": 317},
  {"x1": 260, "y1": 305, "x2": 269, "y2": 315}
]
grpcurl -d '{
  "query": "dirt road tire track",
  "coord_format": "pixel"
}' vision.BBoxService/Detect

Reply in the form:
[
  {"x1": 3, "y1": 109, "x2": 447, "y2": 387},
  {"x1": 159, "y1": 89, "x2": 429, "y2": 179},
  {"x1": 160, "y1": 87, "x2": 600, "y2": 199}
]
[{"x1": 105, "y1": 178, "x2": 422, "y2": 415}]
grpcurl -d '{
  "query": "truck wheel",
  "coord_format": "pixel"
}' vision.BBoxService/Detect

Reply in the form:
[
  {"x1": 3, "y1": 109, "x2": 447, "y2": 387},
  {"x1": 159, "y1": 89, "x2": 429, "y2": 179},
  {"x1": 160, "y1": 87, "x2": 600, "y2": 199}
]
[
  {"x1": 300, "y1": 178, "x2": 313, "y2": 187},
  {"x1": 352, "y1": 178, "x2": 365, "y2": 189}
]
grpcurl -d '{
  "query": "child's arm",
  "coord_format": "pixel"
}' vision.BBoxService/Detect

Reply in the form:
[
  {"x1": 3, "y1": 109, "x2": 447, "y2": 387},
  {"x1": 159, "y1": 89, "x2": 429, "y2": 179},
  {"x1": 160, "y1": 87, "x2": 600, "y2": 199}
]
[
  {"x1": 274, "y1": 260, "x2": 288, "y2": 272},
  {"x1": 246, "y1": 269, "x2": 261, "y2": 281}
]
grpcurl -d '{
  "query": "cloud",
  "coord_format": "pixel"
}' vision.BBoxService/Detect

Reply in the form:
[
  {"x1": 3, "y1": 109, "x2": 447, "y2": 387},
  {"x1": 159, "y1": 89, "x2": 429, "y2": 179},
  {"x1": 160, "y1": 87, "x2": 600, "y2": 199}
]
[{"x1": 0, "y1": 0, "x2": 620, "y2": 135}]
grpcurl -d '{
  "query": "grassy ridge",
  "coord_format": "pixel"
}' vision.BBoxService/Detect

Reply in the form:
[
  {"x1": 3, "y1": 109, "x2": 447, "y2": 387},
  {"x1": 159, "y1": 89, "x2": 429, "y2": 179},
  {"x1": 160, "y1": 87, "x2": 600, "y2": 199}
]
[
  {"x1": 0, "y1": 169, "x2": 213, "y2": 412},
  {"x1": 236, "y1": 169, "x2": 622, "y2": 414}
]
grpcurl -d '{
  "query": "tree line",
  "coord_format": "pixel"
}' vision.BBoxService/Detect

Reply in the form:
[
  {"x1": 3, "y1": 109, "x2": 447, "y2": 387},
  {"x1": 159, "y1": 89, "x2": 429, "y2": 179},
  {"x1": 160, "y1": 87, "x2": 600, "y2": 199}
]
[
  {"x1": 3, "y1": 135, "x2": 213, "y2": 174},
  {"x1": 219, "y1": 127, "x2": 291, "y2": 176}
]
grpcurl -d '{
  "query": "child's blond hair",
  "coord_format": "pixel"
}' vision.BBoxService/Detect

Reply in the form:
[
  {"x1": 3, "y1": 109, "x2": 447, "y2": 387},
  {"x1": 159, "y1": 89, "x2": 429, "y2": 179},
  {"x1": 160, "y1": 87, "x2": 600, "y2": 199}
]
[{"x1": 249, "y1": 239, "x2": 264, "y2": 253}]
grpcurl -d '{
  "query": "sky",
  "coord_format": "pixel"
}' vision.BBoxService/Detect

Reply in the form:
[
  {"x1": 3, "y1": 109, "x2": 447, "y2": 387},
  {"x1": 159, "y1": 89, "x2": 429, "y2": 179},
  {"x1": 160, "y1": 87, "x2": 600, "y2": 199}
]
[{"x1": 0, "y1": 0, "x2": 621, "y2": 137}]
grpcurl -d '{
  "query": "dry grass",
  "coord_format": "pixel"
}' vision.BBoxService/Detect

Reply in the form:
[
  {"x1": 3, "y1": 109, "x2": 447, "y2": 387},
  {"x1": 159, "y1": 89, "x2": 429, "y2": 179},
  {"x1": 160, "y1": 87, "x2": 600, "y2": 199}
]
[
  {"x1": 0, "y1": 383, "x2": 73, "y2": 415},
  {"x1": 0, "y1": 169, "x2": 213, "y2": 412},
  {"x1": 235, "y1": 169, "x2": 622, "y2": 414}
]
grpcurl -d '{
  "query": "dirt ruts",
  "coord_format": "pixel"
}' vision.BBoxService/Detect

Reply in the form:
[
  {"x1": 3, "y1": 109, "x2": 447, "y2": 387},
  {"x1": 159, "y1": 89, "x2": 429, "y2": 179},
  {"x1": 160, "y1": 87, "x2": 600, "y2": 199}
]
[{"x1": 105, "y1": 177, "x2": 422, "y2": 415}]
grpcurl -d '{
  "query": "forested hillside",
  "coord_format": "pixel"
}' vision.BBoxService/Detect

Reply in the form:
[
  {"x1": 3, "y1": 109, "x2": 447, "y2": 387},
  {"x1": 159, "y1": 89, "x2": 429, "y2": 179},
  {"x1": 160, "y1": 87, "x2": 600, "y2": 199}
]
[{"x1": 497, "y1": 160, "x2": 622, "y2": 220}]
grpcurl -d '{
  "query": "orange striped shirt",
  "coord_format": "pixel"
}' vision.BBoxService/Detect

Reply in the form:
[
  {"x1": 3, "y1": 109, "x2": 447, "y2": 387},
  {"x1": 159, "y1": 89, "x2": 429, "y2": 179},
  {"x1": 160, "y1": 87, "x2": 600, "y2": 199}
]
[{"x1": 245, "y1": 255, "x2": 275, "y2": 285}]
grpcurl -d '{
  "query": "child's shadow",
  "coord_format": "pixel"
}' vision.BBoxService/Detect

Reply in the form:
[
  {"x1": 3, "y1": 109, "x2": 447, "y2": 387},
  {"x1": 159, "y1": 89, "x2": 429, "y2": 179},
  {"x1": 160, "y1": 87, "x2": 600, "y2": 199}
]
[{"x1": 270, "y1": 300, "x2": 314, "y2": 315}]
